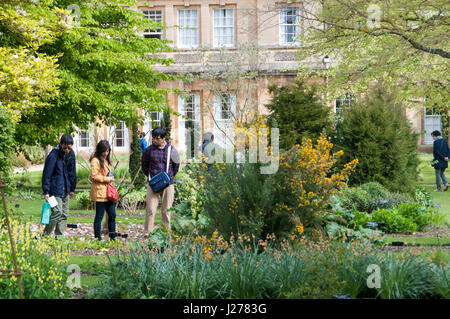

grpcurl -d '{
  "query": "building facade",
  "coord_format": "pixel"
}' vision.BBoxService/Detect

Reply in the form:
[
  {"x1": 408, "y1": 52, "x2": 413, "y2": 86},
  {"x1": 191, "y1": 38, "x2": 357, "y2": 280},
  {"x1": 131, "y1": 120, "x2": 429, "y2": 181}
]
[{"x1": 72, "y1": 0, "x2": 436, "y2": 155}]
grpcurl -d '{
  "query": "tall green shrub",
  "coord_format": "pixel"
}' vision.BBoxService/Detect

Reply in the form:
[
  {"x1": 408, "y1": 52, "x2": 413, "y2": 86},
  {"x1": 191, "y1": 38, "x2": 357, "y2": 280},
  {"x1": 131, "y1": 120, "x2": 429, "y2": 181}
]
[
  {"x1": 334, "y1": 85, "x2": 419, "y2": 193},
  {"x1": 0, "y1": 108, "x2": 15, "y2": 192},
  {"x1": 129, "y1": 120, "x2": 146, "y2": 188},
  {"x1": 265, "y1": 80, "x2": 332, "y2": 151},
  {"x1": 160, "y1": 107, "x2": 172, "y2": 142}
]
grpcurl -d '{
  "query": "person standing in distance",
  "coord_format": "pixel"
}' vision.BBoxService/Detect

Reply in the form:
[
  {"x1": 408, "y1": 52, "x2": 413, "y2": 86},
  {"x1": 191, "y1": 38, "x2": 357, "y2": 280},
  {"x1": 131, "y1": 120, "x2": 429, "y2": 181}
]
[
  {"x1": 42, "y1": 134, "x2": 77, "y2": 239},
  {"x1": 141, "y1": 127, "x2": 180, "y2": 238},
  {"x1": 431, "y1": 130, "x2": 449, "y2": 192},
  {"x1": 139, "y1": 132, "x2": 147, "y2": 154}
]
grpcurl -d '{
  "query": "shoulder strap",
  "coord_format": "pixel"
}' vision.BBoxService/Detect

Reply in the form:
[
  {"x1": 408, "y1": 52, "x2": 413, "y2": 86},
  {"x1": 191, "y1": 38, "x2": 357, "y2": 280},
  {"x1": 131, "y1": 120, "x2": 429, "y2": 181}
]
[{"x1": 166, "y1": 145, "x2": 172, "y2": 173}]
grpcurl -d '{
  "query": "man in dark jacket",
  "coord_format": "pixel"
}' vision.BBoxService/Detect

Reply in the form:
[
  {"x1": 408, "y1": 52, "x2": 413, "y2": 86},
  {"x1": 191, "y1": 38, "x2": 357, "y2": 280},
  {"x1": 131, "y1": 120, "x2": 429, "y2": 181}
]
[
  {"x1": 141, "y1": 127, "x2": 179, "y2": 238},
  {"x1": 42, "y1": 134, "x2": 77, "y2": 237},
  {"x1": 431, "y1": 130, "x2": 449, "y2": 192}
]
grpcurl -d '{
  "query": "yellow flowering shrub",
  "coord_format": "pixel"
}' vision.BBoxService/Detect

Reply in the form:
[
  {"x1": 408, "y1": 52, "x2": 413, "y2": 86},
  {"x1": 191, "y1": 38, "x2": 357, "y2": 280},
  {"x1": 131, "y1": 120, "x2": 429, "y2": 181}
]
[
  {"x1": 274, "y1": 135, "x2": 358, "y2": 235},
  {"x1": 195, "y1": 134, "x2": 357, "y2": 241},
  {"x1": 0, "y1": 220, "x2": 70, "y2": 298}
]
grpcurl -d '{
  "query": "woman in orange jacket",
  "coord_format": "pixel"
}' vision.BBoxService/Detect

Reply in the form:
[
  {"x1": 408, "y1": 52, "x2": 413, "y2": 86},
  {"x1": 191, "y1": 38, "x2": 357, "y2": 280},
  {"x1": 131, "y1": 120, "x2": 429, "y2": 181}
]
[{"x1": 90, "y1": 140, "x2": 117, "y2": 241}]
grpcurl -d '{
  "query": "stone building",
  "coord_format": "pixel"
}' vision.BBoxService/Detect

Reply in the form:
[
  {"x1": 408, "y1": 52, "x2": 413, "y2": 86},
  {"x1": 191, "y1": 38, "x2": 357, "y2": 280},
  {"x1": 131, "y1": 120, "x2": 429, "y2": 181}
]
[{"x1": 72, "y1": 0, "x2": 437, "y2": 156}]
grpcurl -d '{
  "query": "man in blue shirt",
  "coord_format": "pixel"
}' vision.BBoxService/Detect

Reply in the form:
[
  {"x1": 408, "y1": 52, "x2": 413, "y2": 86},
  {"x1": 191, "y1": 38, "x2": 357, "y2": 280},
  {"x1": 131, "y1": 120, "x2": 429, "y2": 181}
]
[
  {"x1": 42, "y1": 134, "x2": 77, "y2": 238},
  {"x1": 431, "y1": 130, "x2": 449, "y2": 192},
  {"x1": 139, "y1": 132, "x2": 148, "y2": 153}
]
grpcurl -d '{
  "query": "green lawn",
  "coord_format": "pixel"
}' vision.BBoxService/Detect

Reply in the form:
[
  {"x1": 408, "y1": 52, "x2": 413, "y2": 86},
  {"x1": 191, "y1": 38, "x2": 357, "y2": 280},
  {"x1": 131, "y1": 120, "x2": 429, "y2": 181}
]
[
  {"x1": 10, "y1": 199, "x2": 159, "y2": 225},
  {"x1": 386, "y1": 236, "x2": 450, "y2": 245},
  {"x1": 417, "y1": 153, "x2": 450, "y2": 224}
]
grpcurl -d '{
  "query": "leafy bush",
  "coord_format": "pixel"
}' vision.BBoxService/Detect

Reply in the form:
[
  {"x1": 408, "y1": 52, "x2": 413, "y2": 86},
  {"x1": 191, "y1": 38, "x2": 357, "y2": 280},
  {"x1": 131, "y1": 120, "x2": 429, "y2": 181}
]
[
  {"x1": 119, "y1": 188, "x2": 146, "y2": 215},
  {"x1": 74, "y1": 191, "x2": 93, "y2": 209},
  {"x1": 192, "y1": 135, "x2": 358, "y2": 241},
  {"x1": 413, "y1": 187, "x2": 434, "y2": 209},
  {"x1": 337, "y1": 183, "x2": 413, "y2": 213},
  {"x1": 22, "y1": 145, "x2": 45, "y2": 165},
  {"x1": 0, "y1": 221, "x2": 70, "y2": 298},
  {"x1": 370, "y1": 209, "x2": 417, "y2": 234},
  {"x1": 350, "y1": 202, "x2": 438, "y2": 234},
  {"x1": 334, "y1": 85, "x2": 419, "y2": 193},
  {"x1": 76, "y1": 167, "x2": 90, "y2": 184}
]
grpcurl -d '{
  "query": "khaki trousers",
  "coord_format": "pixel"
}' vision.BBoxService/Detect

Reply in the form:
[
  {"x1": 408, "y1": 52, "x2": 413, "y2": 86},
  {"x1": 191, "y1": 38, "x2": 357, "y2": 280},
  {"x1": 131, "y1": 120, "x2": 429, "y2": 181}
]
[
  {"x1": 43, "y1": 195, "x2": 69, "y2": 238},
  {"x1": 144, "y1": 184, "x2": 175, "y2": 234}
]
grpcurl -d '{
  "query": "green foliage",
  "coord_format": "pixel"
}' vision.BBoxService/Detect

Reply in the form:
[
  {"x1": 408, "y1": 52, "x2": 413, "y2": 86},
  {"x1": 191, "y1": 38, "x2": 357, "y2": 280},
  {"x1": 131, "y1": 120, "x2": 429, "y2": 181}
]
[
  {"x1": 0, "y1": 221, "x2": 70, "y2": 298},
  {"x1": 334, "y1": 86, "x2": 419, "y2": 193},
  {"x1": 74, "y1": 190, "x2": 93, "y2": 209},
  {"x1": 21, "y1": 144, "x2": 45, "y2": 165},
  {"x1": 352, "y1": 202, "x2": 439, "y2": 234},
  {"x1": 336, "y1": 183, "x2": 413, "y2": 214},
  {"x1": 0, "y1": 1, "x2": 65, "y2": 120},
  {"x1": 0, "y1": 108, "x2": 15, "y2": 191},
  {"x1": 76, "y1": 167, "x2": 90, "y2": 183},
  {"x1": 325, "y1": 222, "x2": 385, "y2": 245},
  {"x1": 265, "y1": 80, "x2": 332, "y2": 151},
  {"x1": 296, "y1": 0, "x2": 448, "y2": 116},
  {"x1": 88, "y1": 233, "x2": 449, "y2": 299},
  {"x1": 160, "y1": 107, "x2": 172, "y2": 142},
  {"x1": 413, "y1": 187, "x2": 434, "y2": 209},
  {"x1": 370, "y1": 209, "x2": 418, "y2": 234},
  {"x1": 128, "y1": 120, "x2": 146, "y2": 189},
  {"x1": 13, "y1": 0, "x2": 178, "y2": 146}
]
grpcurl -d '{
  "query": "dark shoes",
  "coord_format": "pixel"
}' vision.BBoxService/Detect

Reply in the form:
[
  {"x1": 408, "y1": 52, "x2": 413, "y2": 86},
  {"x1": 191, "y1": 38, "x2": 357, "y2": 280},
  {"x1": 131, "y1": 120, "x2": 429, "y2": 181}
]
[{"x1": 445, "y1": 184, "x2": 449, "y2": 192}]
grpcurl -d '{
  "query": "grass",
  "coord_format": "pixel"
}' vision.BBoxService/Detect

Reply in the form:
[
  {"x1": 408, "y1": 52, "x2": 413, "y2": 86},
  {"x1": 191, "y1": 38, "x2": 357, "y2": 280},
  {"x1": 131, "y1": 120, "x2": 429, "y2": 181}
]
[
  {"x1": 10, "y1": 198, "x2": 160, "y2": 225},
  {"x1": 417, "y1": 153, "x2": 450, "y2": 223},
  {"x1": 386, "y1": 236, "x2": 450, "y2": 245}
]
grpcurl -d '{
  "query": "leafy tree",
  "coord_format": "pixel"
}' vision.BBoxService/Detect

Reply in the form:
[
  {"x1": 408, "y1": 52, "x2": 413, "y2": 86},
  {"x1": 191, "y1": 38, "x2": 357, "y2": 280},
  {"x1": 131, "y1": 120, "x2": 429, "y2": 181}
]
[
  {"x1": 334, "y1": 84, "x2": 419, "y2": 193},
  {"x1": 14, "y1": 0, "x2": 177, "y2": 147},
  {"x1": 265, "y1": 80, "x2": 332, "y2": 151},
  {"x1": 0, "y1": 0, "x2": 66, "y2": 120},
  {"x1": 297, "y1": 0, "x2": 449, "y2": 141}
]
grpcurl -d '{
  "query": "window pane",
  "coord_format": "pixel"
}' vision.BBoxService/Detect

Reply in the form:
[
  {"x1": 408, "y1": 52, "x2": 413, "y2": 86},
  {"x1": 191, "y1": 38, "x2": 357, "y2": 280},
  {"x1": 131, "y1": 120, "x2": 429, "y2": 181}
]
[{"x1": 178, "y1": 9, "x2": 198, "y2": 47}]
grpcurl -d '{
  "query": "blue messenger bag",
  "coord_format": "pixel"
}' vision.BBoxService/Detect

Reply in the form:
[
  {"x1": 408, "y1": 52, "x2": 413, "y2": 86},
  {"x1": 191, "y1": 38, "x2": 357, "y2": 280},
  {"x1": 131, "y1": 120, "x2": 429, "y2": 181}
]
[{"x1": 148, "y1": 145, "x2": 172, "y2": 193}]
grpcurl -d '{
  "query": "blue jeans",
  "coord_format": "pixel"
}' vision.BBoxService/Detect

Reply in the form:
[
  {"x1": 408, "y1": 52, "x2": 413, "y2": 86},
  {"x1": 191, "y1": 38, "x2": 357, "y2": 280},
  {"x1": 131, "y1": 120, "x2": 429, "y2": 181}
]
[
  {"x1": 94, "y1": 201, "x2": 116, "y2": 240},
  {"x1": 435, "y1": 168, "x2": 448, "y2": 190}
]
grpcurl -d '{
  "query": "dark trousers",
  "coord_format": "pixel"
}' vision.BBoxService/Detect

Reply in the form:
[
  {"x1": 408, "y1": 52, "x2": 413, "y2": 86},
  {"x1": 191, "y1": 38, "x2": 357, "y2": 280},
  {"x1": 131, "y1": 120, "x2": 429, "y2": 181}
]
[{"x1": 94, "y1": 201, "x2": 116, "y2": 240}]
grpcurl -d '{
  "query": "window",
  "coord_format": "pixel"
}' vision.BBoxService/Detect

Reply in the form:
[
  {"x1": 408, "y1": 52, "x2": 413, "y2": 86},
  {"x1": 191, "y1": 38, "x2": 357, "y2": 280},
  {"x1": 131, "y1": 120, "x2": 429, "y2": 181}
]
[
  {"x1": 143, "y1": 10, "x2": 163, "y2": 39},
  {"x1": 79, "y1": 131, "x2": 90, "y2": 148},
  {"x1": 113, "y1": 121, "x2": 126, "y2": 147},
  {"x1": 214, "y1": 94, "x2": 236, "y2": 120},
  {"x1": 334, "y1": 93, "x2": 356, "y2": 118},
  {"x1": 151, "y1": 111, "x2": 162, "y2": 125},
  {"x1": 178, "y1": 9, "x2": 199, "y2": 48},
  {"x1": 279, "y1": 7, "x2": 301, "y2": 45},
  {"x1": 424, "y1": 106, "x2": 442, "y2": 145},
  {"x1": 213, "y1": 8, "x2": 234, "y2": 47}
]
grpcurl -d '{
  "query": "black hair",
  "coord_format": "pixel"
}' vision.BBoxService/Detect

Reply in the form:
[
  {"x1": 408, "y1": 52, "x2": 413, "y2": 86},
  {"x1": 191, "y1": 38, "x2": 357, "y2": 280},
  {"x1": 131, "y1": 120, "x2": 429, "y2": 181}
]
[
  {"x1": 431, "y1": 130, "x2": 441, "y2": 137},
  {"x1": 60, "y1": 134, "x2": 74, "y2": 146},
  {"x1": 90, "y1": 140, "x2": 111, "y2": 169},
  {"x1": 152, "y1": 127, "x2": 167, "y2": 138},
  {"x1": 140, "y1": 132, "x2": 146, "y2": 138}
]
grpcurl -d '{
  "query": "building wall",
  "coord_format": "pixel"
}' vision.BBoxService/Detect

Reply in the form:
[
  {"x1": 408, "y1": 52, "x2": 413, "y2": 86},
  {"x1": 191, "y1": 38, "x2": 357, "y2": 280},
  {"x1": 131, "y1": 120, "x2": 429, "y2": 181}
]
[{"x1": 72, "y1": 0, "x2": 428, "y2": 154}]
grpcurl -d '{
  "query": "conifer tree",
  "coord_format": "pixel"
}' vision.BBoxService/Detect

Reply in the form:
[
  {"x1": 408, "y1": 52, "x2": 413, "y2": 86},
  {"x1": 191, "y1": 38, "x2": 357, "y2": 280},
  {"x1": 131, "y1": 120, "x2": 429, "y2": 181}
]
[
  {"x1": 265, "y1": 80, "x2": 332, "y2": 151},
  {"x1": 334, "y1": 85, "x2": 419, "y2": 193}
]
